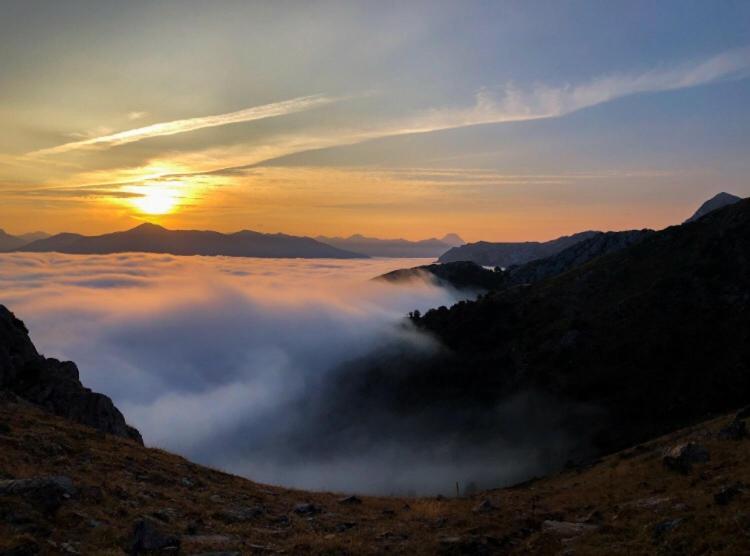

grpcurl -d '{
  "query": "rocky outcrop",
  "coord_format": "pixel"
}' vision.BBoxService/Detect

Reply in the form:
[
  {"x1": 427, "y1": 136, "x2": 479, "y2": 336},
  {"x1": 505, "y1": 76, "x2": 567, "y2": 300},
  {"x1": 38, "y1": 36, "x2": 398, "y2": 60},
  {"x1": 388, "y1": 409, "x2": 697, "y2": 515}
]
[{"x1": 0, "y1": 305, "x2": 142, "y2": 444}]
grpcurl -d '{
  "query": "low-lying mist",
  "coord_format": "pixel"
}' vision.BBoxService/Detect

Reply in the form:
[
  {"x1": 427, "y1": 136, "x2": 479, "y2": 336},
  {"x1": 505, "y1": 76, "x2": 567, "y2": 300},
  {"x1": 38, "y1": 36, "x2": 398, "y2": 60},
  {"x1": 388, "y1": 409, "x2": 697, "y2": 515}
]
[{"x1": 0, "y1": 252, "x2": 569, "y2": 495}]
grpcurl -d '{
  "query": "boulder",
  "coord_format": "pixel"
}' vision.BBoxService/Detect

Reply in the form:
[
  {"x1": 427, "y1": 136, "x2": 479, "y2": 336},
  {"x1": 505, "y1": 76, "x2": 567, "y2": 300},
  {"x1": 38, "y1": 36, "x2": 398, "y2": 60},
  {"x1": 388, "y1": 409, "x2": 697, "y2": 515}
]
[
  {"x1": 718, "y1": 418, "x2": 748, "y2": 440},
  {"x1": 293, "y1": 502, "x2": 322, "y2": 515},
  {"x1": 130, "y1": 518, "x2": 180, "y2": 554},
  {"x1": 0, "y1": 475, "x2": 75, "y2": 514},
  {"x1": 214, "y1": 505, "x2": 264, "y2": 523},
  {"x1": 337, "y1": 495, "x2": 362, "y2": 505},
  {"x1": 662, "y1": 443, "x2": 709, "y2": 473},
  {"x1": 472, "y1": 499, "x2": 498, "y2": 513},
  {"x1": 652, "y1": 518, "x2": 684, "y2": 541},
  {"x1": 714, "y1": 484, "x2": 744, "y2": 506}
]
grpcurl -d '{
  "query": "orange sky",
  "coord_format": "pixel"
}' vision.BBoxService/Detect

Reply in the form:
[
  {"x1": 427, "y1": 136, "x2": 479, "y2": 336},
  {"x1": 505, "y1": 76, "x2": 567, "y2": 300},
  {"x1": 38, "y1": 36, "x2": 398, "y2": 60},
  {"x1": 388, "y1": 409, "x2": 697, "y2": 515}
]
[{"x1": 1, "y1": 3, "x2": 749, "y2": 242}]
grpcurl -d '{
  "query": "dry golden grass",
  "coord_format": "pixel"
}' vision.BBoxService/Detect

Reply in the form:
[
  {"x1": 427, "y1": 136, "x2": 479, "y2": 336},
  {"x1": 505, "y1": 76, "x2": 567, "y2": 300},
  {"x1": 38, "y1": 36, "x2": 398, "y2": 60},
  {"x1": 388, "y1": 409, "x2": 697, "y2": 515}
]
[{"x1": 1, "y1": 400, "x2": 750, "y2": 554}]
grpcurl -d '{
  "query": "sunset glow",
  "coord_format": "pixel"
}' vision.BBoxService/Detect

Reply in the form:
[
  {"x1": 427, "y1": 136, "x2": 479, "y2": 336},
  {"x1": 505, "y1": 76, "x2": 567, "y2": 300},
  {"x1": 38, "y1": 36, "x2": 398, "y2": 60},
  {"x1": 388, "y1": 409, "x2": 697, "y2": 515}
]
[
  {"x1": 0, "y1": 2, "x2": 748, "y2": 238},
  {"x1": 131, "y1": 184, "x2": 180, "y2": 215}
]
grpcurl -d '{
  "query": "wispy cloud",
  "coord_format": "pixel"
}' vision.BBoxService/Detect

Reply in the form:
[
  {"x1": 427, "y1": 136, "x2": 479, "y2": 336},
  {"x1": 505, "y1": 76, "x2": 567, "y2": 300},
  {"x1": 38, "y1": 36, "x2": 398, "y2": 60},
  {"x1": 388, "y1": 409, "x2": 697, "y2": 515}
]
[
  {"x1": 30, "y1": 95, "x2": 338, "y2": 156},
  {"x1": 390, "y1": 46, "x2": 750, "y2": 135},
  {"x1": 166, "y1": 47, "x2": 750, "y2": 176}
]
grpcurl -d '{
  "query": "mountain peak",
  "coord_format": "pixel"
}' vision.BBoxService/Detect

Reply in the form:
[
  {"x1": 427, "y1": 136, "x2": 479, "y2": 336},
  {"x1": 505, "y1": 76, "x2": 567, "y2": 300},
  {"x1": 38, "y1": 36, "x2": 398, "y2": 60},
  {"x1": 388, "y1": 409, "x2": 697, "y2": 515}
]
[
  {"x1": 685, "y1": 192, "x2": 743, "y2": 223},
  {"x1": 440, "y1": 233, "x2": 465, "y2": 246},
  {"x1": 129, "y1": 222, "x2": 168, "y2": 233}
]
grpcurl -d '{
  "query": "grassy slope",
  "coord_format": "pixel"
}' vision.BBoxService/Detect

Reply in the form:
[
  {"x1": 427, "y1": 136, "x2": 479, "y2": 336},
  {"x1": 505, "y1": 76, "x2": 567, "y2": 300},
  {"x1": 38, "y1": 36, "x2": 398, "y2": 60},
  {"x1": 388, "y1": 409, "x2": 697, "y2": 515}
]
[{"x1": 1, "y1": 400, "x2": 749, "y2": 555}]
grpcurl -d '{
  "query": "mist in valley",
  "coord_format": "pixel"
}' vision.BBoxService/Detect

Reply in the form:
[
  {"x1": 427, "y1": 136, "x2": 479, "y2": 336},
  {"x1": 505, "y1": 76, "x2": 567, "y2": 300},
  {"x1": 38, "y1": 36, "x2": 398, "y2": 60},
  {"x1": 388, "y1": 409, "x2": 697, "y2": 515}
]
[{"x1": 0, "y1": 252, "x2": 575, "y2": 495}]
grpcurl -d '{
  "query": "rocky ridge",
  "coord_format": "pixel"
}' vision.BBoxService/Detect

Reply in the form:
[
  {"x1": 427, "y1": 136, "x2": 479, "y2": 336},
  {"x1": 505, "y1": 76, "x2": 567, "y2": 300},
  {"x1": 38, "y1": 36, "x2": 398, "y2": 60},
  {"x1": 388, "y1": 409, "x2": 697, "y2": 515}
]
[{"x1": 0, "y1": 305, "x2": 142, "y2": 444}]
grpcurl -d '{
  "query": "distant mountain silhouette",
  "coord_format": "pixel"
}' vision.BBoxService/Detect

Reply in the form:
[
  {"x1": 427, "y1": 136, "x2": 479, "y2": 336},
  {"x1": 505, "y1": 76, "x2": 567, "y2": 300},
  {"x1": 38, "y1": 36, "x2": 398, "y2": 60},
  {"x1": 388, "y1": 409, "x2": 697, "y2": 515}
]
[
  {"x1": 18, "y1": 223, "x2": 367, "y2": 259},
  {"x1": 17, "y1": 231, "x2": 50, "y2": 243},
  {"x1": 437, "y1": 230, "x2": 599, "y2": 267},
  {"x1": 684, "y1": 192, "x2": 742, "y2": 223},
  {"x1": 440, "y1": 233, "x2": 465, "y2": 247},
  {"x1": 0, "y1": 230, "x2": 28, "y2": 251},
  {"x1": 317, "y1": 233, "x2": 464, "y2": 258}
]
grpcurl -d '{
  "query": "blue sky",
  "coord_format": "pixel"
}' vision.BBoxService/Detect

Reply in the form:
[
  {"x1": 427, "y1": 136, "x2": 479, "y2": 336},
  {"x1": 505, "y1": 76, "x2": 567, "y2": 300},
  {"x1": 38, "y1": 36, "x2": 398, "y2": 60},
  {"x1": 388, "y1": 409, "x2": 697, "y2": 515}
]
[{"x1": 0, "y1": 1, "x2": 748, "y2": 239}]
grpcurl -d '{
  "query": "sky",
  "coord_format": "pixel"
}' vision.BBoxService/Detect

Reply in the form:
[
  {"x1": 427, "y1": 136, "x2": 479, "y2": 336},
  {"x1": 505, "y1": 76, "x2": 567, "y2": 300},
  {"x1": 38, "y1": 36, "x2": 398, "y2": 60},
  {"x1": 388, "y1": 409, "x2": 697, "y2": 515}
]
[{"x1": 1, "y1": 0, "x2": 749, "y2": 241}]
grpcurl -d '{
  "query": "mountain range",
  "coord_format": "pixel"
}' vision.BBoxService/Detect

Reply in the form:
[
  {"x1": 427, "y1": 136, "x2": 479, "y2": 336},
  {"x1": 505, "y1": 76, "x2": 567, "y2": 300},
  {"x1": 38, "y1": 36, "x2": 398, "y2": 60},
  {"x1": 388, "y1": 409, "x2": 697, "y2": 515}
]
[
  {"x1": 316, "y1": 233, "x2": 464, "y2": 258},
  {"x1": 437, "y1": 192, "x2": 744, "y2": 268},
  {"x1": 15, "y1": 223, "x2": 366, "y2": 259}
]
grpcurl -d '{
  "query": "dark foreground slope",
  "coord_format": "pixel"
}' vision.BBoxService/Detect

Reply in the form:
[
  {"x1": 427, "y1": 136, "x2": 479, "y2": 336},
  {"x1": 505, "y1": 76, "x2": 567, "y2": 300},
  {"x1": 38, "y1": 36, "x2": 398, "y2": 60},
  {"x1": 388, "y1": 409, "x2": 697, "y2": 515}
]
[
  {"x1": 19, "y1": 223, "x2": 366, "y2": 259},
  {"x1": 2, "y1": 399, "x2": 750, "y2": 555},
  {"x1": 0, "y1": 305, "x2": 141, "y2": 443}
]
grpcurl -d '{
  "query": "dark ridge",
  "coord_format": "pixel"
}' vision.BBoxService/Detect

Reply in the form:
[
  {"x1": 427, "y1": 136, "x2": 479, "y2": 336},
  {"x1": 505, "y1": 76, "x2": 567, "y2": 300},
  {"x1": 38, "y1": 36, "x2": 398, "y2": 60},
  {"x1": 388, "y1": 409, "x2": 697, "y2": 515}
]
[
  {"x1": 328, "y1": 198, "x2": 750, "y2": 465},
  {"x1": 438, "y1": 230, "x2": 599, "y2": 267},
  {"x1": 376, "y1": 261, "x2": 507, "y2": 291}
]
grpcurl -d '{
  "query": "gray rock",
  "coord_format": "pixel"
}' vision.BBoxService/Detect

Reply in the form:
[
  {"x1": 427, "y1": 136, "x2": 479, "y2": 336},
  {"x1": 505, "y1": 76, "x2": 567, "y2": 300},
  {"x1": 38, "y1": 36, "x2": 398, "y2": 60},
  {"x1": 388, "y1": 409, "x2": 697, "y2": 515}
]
[
  {"x1": 662, "y1": 442, "x2": 709, "y2": 473},
  {"x1": 337, "y1": 495, "x2": 362, "y2": 505},
  {"x1": 652, "y1": 517, "x2": 684, "y2": 541},
  {"x1": 714, "y1": 484, "x2": 744, "y2": 506},
  {"x1": 293, "y1": 502, "x2": 322, "y2": 515},
  {"x1": 214, "y1": 505, "x2": 265, "y2": 523},
  {"x1": 472, "y1": 499, "x2": 498, "y2": 513},
  {"x1": 719, "y1": 418, "x2": 748, "y2": 440},
  {"x1": 0, "y1": 476, "x2": 75, "y2": 514},
  {"x1": 130, "y1": 518, "x2": 180, "y2": 554}
]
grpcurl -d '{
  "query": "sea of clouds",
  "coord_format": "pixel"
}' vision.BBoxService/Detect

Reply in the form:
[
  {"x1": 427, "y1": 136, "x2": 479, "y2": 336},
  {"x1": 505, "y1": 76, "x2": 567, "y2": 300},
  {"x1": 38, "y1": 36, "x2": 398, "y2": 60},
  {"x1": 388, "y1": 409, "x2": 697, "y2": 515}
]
[{"x1": 0, "y1": 252, "x2": 570, "y2": 495}]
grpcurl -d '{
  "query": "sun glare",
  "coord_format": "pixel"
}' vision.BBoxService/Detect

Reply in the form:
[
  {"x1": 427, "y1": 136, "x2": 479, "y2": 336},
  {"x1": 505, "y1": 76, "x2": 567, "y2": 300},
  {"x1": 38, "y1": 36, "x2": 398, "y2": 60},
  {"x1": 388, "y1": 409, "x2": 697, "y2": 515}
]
[{"x1": 132, "y1": 183, "x2": 181, "y2": 215}]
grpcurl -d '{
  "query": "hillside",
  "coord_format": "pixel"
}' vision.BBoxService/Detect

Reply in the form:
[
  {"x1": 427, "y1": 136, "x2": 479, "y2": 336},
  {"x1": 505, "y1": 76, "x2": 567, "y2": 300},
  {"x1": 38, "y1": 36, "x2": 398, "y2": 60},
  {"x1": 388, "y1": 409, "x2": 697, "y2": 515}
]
[
  {"x1": 2, "y1": 397, "x2": 749, "y2": 554},
  {"x1": 376, "y1": 261, "x2": 507, "y2": 291},
  {"x1": 18, "y1": 223, "x2": 366, "y2": 259},
  {"x1": 323, "y1": 198, "x2": 750, "y2": 472},
  {"x1": 438, "y1": 231, "x2": 598, "y2": 267}
]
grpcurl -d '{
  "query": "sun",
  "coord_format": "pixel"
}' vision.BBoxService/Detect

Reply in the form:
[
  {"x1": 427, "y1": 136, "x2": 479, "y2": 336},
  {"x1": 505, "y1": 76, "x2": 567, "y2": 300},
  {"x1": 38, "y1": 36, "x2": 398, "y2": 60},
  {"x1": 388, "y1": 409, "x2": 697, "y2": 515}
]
[{"x1": 132, "y1": 183, "x2": 181, "y2": 215}]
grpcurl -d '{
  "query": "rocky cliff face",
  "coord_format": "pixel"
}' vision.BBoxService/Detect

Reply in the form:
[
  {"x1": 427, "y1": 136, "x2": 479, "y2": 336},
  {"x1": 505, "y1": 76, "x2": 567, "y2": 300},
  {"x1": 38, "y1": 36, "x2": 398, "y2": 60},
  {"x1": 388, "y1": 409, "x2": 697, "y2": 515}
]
[{"x1": 0, "y1": 305, "x2": 142, "y2": 444}]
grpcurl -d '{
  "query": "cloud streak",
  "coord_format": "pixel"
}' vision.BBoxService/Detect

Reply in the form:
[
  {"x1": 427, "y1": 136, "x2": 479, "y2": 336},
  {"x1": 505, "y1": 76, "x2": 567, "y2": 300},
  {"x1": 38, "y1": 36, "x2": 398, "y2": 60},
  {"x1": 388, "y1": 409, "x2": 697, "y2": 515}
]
[
  {"x1": 148, "y1": 47, "x2": 750, "y2": 178},
  {"x1": 30, "y1": 94, "x2": 338, "y2": 156}
]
